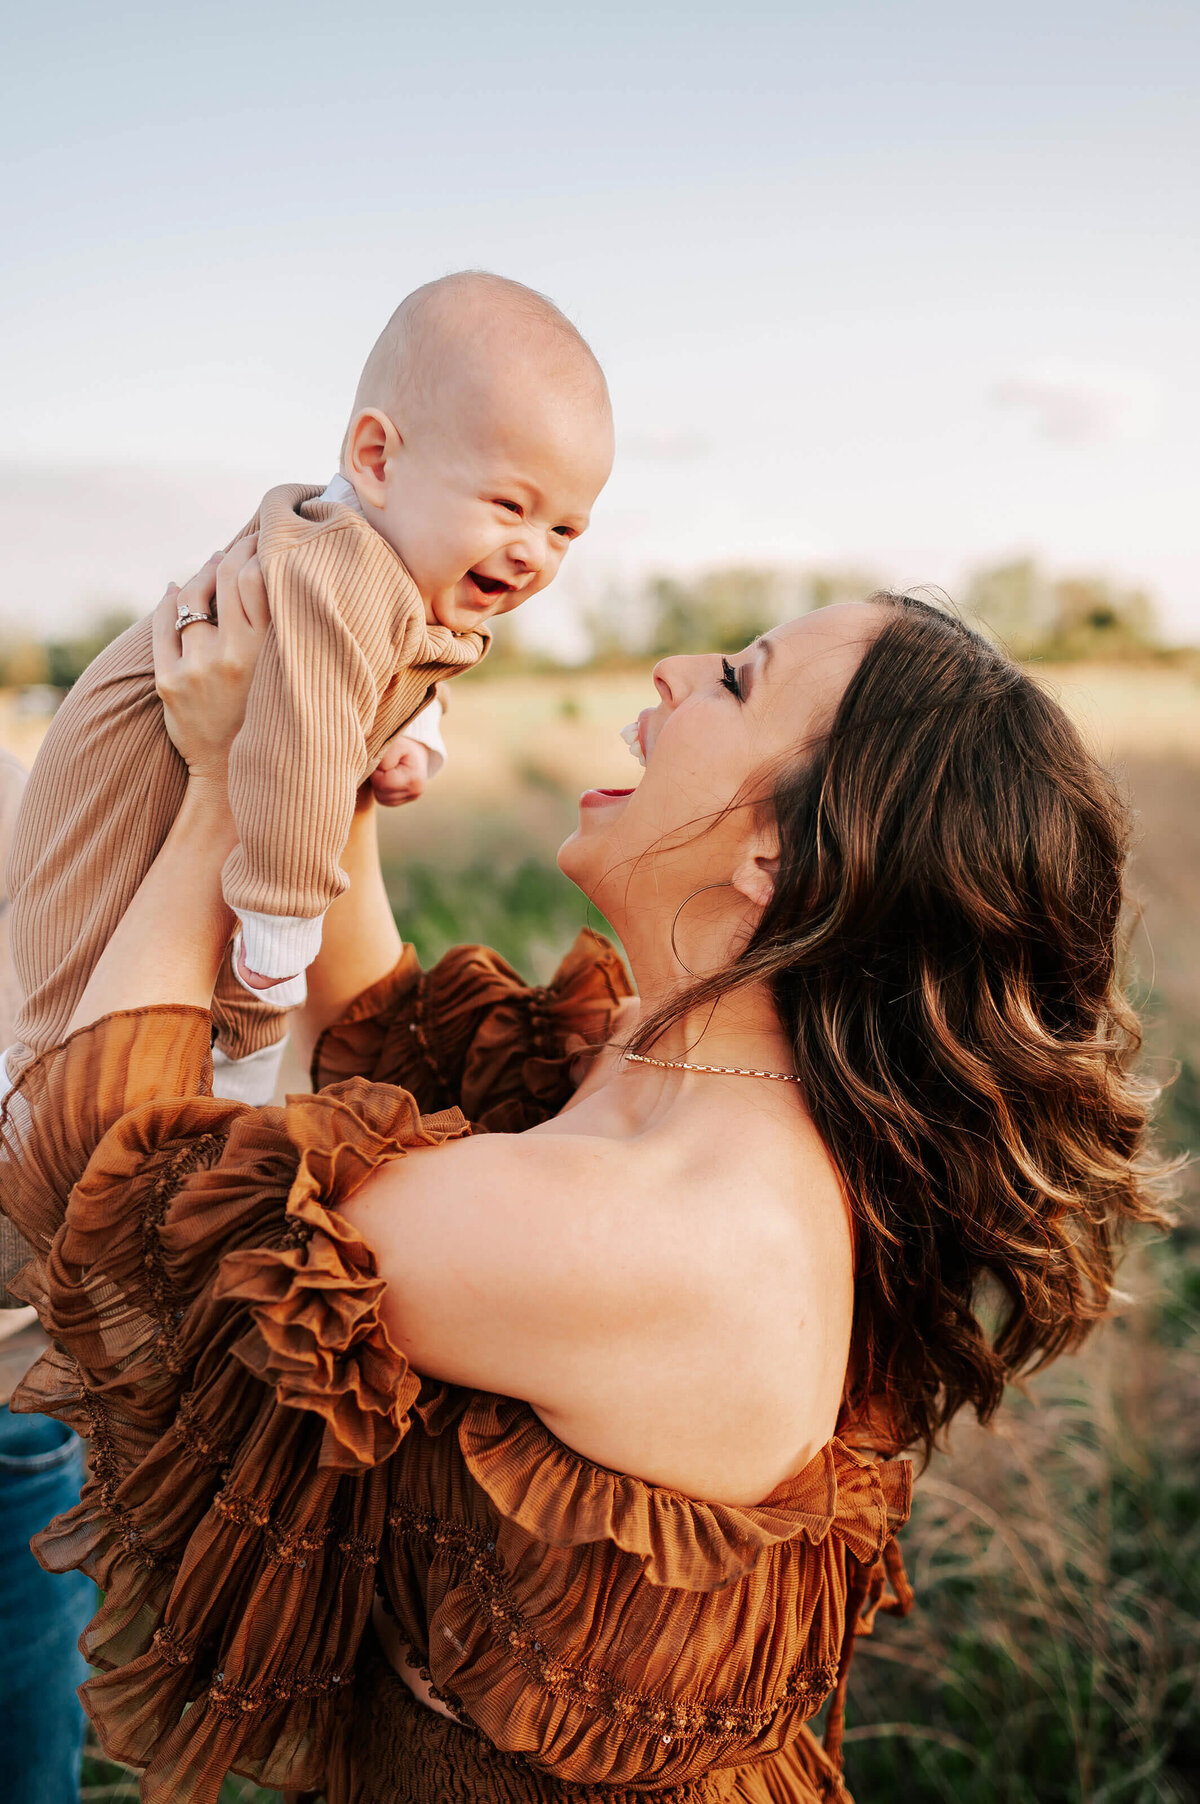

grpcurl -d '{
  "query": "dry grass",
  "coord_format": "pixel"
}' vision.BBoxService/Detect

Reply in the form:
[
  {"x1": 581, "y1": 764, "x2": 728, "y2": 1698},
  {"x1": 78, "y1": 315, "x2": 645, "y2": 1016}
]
[
  {"x1": 840, "y1": 1252, "x2": 1200, "y2": 1801},
  {"x1": 1033, "y1": 665, "x2": 1200, "y2": 764}
]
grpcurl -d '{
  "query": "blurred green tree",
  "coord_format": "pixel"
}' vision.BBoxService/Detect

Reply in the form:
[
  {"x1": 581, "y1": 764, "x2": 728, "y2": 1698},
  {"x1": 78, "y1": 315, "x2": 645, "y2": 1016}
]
[
  {"x1": 42, "y1": 607, "x2": 138, "y2": 689},
  {"x1": 1046, "y1": 577, "x2": 1159, "y2": 659},
  {"x1": 966, "y1": 562, "x2": 1160, "y2": 661},
  {"x1": 633, "y1": 566, "x2": 882, "y2": 660},
  {"x1": 964, "y1": 559, "x2": 1055, "y2": 659},
  {"x1": 804, "y1": 569, "x2": 883, "y2": 612},
  {"x1": 648, "y1": 567, "x2": 785, "y2": 656},
  {"x1": 0, "y1": 638, "x2": 50, "y2": 687}
]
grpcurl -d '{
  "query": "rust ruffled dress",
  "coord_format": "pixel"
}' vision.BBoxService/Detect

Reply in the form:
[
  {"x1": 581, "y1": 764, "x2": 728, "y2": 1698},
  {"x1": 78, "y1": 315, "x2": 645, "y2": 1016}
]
[{"x1": 0, "y1": 930, "x2": 912, "y2": 1804}]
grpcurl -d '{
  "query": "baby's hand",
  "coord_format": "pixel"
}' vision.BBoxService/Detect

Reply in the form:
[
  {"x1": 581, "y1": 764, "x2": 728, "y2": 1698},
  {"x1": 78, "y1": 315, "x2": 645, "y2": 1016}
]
[{"x1": 370, "y1": 733, "x2": 430, "y2": 807}]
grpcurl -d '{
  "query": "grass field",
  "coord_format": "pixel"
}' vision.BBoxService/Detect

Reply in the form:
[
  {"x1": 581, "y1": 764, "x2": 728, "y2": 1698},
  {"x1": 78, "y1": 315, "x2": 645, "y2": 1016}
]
[{"x1": 3, "y1": 660, "x2": 1194, "y2": 1802}]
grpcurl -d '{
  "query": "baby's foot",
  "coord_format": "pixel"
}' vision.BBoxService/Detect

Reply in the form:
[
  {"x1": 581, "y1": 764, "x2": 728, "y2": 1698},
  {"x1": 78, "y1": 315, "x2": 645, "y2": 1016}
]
[{"x1": 236, "y1": 947, "x2": 301, "y2": 991}]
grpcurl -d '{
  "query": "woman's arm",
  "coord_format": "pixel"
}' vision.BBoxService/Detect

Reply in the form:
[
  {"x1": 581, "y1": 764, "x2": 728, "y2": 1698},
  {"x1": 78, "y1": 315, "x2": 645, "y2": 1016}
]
[
  {"x1": 67, "y1": 544, "x2": 269, "y2": 1036},
  {"x1": 67, "y1": 782, "x2": 238, "y2": 1033}
]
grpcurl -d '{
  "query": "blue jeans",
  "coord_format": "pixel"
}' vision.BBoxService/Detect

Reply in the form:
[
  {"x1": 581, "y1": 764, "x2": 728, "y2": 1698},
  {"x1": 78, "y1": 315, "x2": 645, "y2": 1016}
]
[{"x1": 0, "y1": 1406, "x2": 93, "y2": 1804}]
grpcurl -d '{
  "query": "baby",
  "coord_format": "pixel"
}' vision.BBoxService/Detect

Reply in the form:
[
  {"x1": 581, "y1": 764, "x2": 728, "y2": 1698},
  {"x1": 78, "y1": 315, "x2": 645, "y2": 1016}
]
[{"x1": 3, "y1": 271, "x2": 613, "y2": 1106}]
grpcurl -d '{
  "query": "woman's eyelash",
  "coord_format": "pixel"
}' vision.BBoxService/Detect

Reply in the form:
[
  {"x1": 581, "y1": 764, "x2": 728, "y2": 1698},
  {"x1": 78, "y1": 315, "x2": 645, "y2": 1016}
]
[{"x1": 720, "y1": 657, "x2": 744, "y2": 701}]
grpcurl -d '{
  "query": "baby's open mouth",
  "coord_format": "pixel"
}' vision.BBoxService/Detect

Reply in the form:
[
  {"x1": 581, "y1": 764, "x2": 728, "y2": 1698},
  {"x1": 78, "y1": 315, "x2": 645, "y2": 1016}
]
[{"x1": 468, "y1": 570, "x2": 513, "y2": 598}]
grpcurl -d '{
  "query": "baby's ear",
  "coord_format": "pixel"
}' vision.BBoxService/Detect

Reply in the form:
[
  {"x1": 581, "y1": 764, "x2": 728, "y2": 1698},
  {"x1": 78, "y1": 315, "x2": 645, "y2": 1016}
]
[{"x1": 345, "y1": 409, "x2": 402, "y2": 505}]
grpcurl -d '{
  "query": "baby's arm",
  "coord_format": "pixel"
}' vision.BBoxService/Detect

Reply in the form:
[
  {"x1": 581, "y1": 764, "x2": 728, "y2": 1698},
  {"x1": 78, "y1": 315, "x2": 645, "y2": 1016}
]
[
  {"x1": 223, "y1": 567, "x2": 377, "y2": 992},
  {"x1": 368, "y1": 693, "x2": 447, "y2": 807},
  {"x1": 236, "y1": 695, "x2": 447, "y2": 987},
  {"x1": 222, "y1": 500, "x2": 473, "y2": 995},
  {"x1": 235, "y1": 735, "x2": 425, "y2": 993}
]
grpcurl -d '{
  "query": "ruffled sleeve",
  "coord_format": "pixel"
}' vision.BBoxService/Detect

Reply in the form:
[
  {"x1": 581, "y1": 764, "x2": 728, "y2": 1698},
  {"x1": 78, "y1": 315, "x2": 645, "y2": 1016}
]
[
  {"x1": 313, "y1": 927, "x2": 633, "y2": 1129},
  {"x1": 0, "y1": 1011, "x2": 470, "y2": 1804},
  {"x1": 0, "y1": 1006, "x2": 213, "y2": 1274}
]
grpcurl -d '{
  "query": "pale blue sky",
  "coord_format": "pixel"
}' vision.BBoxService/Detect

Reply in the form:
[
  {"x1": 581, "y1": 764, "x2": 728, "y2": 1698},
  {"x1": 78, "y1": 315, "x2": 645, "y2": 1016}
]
[{"x1": 2, "y1": 0, "x2": 1197, "y2": 644}]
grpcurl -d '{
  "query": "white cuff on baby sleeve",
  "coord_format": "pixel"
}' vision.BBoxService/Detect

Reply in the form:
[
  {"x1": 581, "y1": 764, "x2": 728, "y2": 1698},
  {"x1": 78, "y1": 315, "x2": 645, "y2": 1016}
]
[
  {"x1": 230, "y1": 930, "x2": 309, "y2": 1007},
  {"x1": 211, "y1": 1039, "x2": 289, "y2": 1105},
  {"x1": 230, "y1": 933, "x2": 310, "y2": 1008},
  {"x1": 235, "y1": 909, "x2": 325, "y2": 982},
  {"x1": 398, "y1": 697, "x2": 446, "y2": 777}
]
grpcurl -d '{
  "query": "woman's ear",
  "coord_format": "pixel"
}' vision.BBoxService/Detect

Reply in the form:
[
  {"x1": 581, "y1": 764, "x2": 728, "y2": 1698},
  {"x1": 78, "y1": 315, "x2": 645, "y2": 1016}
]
[
  {"x1": 345, "y1": 409, "x2": 403, "y2": 508},
  {"x1": 730, "y1": 826, "x2": 780, "y2": 915}
]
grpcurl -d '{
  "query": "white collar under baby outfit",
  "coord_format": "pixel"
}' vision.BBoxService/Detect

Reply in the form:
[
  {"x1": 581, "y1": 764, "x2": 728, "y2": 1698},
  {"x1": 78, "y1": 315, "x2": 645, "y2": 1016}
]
[{"x1": 319, "y1": 473, "x2": 361, "y2": 511}]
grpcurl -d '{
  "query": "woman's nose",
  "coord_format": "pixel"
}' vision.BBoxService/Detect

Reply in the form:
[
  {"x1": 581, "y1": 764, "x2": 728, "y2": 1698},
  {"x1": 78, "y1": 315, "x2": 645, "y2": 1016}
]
[{"x1": 651, "y1": 654, "x2": 705, "y2": 706}]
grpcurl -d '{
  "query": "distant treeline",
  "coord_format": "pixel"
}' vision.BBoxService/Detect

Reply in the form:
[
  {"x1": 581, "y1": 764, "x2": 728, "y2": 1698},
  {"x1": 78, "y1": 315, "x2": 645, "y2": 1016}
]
[
  {"x1": 573, "y1": 558, "x2": 1169, "y2": 668},
  {"x1": 0, "y1": 559, "x2": 1179, "y2": 690}
]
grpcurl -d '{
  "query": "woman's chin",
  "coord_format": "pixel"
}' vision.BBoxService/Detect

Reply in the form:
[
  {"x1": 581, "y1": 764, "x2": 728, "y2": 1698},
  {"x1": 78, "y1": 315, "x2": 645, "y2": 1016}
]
[{"x1": 556, "y1": 830, "x2": 588, "y2": 887}]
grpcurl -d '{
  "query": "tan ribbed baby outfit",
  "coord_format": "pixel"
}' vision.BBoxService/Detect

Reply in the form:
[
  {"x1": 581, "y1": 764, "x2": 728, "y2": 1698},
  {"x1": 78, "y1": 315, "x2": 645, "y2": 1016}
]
[{"x1": 4, "y1": 482, "x2": 488, "y2": 1081}]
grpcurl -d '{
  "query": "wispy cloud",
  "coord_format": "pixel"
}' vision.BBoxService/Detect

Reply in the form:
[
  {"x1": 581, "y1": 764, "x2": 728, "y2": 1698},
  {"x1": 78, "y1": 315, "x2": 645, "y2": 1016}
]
[
  {"x1": 991, "y1": 363, "x2": 1162, "y2": 443},
  {"x1": 619, "y1": 430, "x2": 712, "y2": 463}
]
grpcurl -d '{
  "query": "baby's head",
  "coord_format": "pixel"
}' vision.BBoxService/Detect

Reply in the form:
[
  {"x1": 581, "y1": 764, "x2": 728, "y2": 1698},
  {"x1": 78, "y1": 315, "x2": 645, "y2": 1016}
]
[{"x1": 342, "y1": 272, "x2": 614, "y2": 632}]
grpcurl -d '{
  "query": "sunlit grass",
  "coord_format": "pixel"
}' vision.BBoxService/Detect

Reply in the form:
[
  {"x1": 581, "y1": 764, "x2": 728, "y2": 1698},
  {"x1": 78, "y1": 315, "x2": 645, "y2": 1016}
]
[
  {"x1": 82, "y1": 1730, "x2": 276, "y2": 1802},
  {"x1": 841, "y1": 1250, "x2": 1200, "y2": 1802}
]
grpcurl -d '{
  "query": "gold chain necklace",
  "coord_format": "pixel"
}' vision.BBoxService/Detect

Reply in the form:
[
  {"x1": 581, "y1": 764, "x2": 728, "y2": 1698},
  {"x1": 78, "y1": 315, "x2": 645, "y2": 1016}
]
[{"x1": 622, "y1": 1050, "x2": 800, "y2": 1084}]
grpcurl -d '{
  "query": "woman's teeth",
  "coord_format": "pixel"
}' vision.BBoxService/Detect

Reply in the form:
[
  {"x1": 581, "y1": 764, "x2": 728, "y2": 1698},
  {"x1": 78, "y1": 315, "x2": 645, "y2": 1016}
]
[{"x1": 619, "y1": 721, "x2": 646, "y2": 768}]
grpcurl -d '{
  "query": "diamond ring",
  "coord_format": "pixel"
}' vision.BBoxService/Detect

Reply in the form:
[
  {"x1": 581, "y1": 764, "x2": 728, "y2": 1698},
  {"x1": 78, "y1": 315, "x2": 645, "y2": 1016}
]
[{"x1": 176, "y1": 604, "x2": 217, "y2": 632}]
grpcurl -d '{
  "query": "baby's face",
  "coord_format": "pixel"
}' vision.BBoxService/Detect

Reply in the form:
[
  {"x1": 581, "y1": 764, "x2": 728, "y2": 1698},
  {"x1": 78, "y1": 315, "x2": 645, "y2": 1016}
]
[{"x1": 367, "y1": 378, "x2": 613, "y2": 634}]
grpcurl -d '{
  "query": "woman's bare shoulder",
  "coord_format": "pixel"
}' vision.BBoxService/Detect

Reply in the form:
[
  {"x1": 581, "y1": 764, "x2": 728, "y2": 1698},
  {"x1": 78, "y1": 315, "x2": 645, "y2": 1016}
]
[
  {"x1": 342, "y1": 1114, "x2": 853, "y2": 1501},
  {"x1": 342, "y1": 1127, "x2": 679, "y2": 1407}
]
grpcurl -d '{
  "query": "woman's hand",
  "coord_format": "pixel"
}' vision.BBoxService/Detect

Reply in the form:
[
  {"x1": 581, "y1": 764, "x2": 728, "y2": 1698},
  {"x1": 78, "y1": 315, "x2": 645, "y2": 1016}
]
[
  {"x1": 66, "y1": 540, "x2": 270, "y2": 1035},
  {"x1": 152, "y1": 537, "x2": 269, "y2": 782}
]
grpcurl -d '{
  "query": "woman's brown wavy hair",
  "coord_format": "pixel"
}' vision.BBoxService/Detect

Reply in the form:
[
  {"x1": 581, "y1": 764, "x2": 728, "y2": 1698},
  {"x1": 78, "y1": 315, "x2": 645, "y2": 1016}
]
[{"x1": 629, "y1": 594, "x2": 1172, "y2": 1462}]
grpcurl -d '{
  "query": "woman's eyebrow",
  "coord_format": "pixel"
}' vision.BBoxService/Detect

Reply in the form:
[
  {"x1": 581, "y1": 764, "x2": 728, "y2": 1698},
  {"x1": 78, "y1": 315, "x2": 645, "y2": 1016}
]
[{"x1": 745, "y1": 636, "x2": 774, "y2": 697}]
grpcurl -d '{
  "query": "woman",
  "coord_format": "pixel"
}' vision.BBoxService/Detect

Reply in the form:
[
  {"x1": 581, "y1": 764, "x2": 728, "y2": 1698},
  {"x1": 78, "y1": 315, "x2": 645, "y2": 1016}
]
[{"x1": 0, "y1": 543, "x2": 1164, "y2": 1804}]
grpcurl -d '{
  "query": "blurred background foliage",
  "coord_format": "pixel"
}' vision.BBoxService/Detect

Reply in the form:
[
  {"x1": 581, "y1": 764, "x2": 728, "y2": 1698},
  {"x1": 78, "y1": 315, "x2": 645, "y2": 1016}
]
[
  {"x1": 0, "y1": 556, "x2": 1181, "y2": 696},
  {"x1": 575, "y1": 558, "x2": 1172, "y2": 669},
  {"x1": 0, "y1": 607, "x2": 137, "y2": 692}
]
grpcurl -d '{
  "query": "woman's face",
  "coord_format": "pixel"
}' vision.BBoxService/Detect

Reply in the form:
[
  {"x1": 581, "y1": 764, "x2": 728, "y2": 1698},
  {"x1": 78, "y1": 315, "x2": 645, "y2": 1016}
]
[{"x1": 558, "y1": 602, "x2": 884, "y2": 947}]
